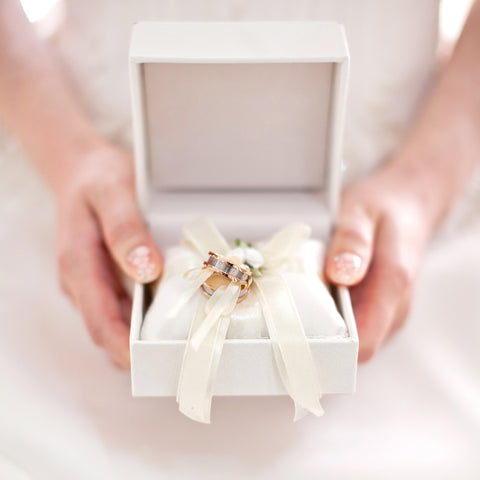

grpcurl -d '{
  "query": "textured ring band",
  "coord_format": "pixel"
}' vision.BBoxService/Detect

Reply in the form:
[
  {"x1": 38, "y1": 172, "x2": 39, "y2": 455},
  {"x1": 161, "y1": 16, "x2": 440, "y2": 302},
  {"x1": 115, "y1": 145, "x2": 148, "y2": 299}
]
[
  {"x1": 200, "y1": 251, "x2": 252, "y2": 301},
  {"x1": 203, "y1": 252, "x2": 252, "y2": 287},
  {"x1": 200, "y1": 282, "x2": 250, "y2": 299}
]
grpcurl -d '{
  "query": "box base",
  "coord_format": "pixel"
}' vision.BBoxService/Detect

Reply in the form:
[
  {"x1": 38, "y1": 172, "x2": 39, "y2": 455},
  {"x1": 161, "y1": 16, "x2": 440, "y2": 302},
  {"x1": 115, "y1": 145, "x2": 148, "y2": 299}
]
[{"x1": 130, "y1": 283, "x2": 358, "y2": 397}]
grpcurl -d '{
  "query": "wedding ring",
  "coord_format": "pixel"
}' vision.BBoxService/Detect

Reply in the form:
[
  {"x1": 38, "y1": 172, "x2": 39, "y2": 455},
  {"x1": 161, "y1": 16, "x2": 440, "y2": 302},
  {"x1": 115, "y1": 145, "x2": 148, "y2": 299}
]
[
  {"x1": 200, "y1": 251, "x2": 252, "y2": 301},
  {"x1": 200, "y1": 281, "x2": 250, "y2": 300},
  {"x1": 203, "y1": 252, "x2": 252, "y2": 287}
]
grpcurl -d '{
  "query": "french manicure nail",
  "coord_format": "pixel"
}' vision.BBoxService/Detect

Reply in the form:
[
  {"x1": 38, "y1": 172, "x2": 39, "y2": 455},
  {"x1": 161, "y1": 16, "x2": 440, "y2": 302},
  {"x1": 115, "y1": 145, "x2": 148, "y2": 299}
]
[
  {"x1": 126, "y1": 245, "x2": 157, "y2": 282},
  {"x1": 330, "y1": 252, "x2": 362, "y2": 285}
]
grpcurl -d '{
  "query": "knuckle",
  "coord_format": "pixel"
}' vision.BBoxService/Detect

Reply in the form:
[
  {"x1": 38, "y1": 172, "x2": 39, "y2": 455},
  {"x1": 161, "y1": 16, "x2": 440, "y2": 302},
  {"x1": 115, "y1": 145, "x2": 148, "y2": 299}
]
[
  {"x1": 335, "y1": 224, "x2": 370, "y2": 249},
  {"x1": 99, "y1": 176, "x2": 129, "y2": 198},
  {"x1": 87, "y1": 178, "x2": 134, "y2": 218},
  {"x1": 107, "y1": 219, "x2": 142, "y2": 247},
  {"x1": 92, "y1": 167, "x2": 133, "y2": 198}
]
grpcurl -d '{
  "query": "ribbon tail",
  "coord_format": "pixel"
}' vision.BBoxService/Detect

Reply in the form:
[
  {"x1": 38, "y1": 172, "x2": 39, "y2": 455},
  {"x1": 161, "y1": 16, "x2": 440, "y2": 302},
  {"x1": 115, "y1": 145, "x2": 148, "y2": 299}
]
[
  {"x1": 190, "y1": 283, "x2": 240, "y2": 350},
  {"x1": 254, "y1": 276, "x2": 324, "y2": 419},
  {"x1": 293, "y1": 404, "x2": 310, "y2": 422},
  {"x1": 176, "y1": 295, "x2": 232, "y2": 424}
]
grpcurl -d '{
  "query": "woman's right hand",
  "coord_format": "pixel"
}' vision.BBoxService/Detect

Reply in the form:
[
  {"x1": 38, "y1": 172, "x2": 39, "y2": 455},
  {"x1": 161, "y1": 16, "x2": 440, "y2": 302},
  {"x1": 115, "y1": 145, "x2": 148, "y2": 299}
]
[
  {"x1": 55, "y1": 144, "x2": 163, "y2": 368},
  {"x1": 0, "y1": 2, "x2": 162, "y2": 368}
]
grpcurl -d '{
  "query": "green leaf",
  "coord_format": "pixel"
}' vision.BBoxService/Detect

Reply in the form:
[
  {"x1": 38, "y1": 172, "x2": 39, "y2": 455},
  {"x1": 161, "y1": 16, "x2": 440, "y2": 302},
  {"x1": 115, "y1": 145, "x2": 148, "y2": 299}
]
[{"x1": 252, "y1": 268, "x2": 263, "y2": 278}]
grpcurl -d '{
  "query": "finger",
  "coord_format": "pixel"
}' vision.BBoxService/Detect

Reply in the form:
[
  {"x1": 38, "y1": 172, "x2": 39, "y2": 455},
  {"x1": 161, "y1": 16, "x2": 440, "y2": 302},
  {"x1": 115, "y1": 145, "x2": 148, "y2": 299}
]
[
  {"x1": 351, "y1": 219, "x2": 414, "y2": 362},
  {"x1": 385, "y1": 287, "x2": 413, "y2": 342},
  {"x1": 76, "y1": 261, "x2": 131, "y2": 369},
  {"x1": 99, "y1": 242, "x2": 134, "y2": 327},
  {"x1": 58, "y1": 205, "x2": 132, "y2": 368},
  {"x1": 88, "y1": 181, "x2": 163, "y2": 284},
  {"x1": 351, "y1": 262, "x2": 400, "y2": 362},
  {"x1": 75, "y1": 245, "x2": 131, "y2": 368},
  {"x1": 325, "y1": 199, "x2": 377, "y2": 286}
]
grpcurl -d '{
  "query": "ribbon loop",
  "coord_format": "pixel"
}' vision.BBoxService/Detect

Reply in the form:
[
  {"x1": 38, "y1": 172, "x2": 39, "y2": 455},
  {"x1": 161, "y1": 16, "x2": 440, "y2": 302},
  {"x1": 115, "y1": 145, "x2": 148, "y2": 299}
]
[
  {"x1": 182, "y1": 216, "x2": 230, "y2": 257},
  {"x1": 260, "y1": 223, "x2": 311, "y2": 269},
  {"x1": 191, "y1": 282, "x2": 241, "y2": 350}
]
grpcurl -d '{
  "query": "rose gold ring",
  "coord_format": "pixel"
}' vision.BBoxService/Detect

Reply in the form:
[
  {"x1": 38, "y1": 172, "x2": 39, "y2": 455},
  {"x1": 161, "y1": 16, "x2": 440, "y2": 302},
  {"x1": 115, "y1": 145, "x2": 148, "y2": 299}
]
[
  {"x1": 200, "y1": 251, "x2": 252, "y2": 301},
  {"x1": 203, "y1": 252, "x2": 252, "y2": 287}
]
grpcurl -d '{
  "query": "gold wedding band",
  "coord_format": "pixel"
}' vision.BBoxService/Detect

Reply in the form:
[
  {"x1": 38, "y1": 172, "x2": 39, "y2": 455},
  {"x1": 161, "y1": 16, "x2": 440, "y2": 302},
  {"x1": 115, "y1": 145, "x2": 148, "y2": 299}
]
[{"x1": 200, "y1": 251, "x2": 252, "y2": 301}]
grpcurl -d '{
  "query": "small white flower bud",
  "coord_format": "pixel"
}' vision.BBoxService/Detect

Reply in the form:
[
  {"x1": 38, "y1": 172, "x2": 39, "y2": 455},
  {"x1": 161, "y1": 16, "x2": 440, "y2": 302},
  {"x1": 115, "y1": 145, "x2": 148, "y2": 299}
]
[
  {"x1": 245, "y1": 248, "x2": 264, "y2": 269},
  {"x1": 226, "y1": 247, "x2": 246, "y2": 263}
]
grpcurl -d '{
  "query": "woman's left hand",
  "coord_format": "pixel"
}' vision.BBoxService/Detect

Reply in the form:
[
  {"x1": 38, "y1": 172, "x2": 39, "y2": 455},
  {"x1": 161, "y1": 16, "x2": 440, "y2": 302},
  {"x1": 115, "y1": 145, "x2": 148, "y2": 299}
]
[{"x1": 324, "y1": 162, "x2": 439, "y2": 362}]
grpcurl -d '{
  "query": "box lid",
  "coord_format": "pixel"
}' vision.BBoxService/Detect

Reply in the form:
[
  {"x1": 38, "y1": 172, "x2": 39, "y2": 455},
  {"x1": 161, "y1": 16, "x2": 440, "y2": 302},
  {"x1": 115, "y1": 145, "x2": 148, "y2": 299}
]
[{"x1": 130, "y1": 21, "x2": 349, "y2": 247}]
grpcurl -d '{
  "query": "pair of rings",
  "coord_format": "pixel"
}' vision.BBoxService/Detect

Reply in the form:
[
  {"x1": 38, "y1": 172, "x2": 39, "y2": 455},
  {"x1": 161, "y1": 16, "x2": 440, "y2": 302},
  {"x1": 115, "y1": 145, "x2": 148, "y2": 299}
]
[{"x1": 201, "y1": 251, "x2": 252, "y2": 301}]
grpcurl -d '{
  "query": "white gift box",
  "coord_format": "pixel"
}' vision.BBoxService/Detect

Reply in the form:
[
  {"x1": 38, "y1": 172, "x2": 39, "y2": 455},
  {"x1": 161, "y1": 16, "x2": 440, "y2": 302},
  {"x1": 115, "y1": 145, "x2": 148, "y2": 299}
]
[{"x1": 129, "y1": 21, "x2": 358, "y2": 398}]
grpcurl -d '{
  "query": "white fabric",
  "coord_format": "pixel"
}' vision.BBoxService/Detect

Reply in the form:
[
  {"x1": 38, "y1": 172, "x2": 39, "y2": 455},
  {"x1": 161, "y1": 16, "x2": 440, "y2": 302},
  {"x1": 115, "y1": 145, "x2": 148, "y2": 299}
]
[{"x1": 1, "y1": 0, "x2": 480, "y2": 478}]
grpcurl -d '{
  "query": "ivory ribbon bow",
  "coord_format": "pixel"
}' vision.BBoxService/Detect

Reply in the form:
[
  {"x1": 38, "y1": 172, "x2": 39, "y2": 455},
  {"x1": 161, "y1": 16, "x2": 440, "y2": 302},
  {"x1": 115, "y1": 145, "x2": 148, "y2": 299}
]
[{"x1": 168, "y1": 217, "x2": 324, "y2": 423}]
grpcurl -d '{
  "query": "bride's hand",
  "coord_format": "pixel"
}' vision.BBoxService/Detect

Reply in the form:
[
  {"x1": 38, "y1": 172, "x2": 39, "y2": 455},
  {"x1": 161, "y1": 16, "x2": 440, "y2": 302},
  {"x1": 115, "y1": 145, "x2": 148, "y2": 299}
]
[
  {"x1": 55, "y1": 145, "x2": 163, "y2": 368},
  {"x1": 324, "y1": 163, "x2": 438, "y2": 362},
  {"x1": 0, "y1": 0, "x2": 163, "y2": 368},
  {"x1": 324, "y1": 0, "x2": 480, "y2": 362}
]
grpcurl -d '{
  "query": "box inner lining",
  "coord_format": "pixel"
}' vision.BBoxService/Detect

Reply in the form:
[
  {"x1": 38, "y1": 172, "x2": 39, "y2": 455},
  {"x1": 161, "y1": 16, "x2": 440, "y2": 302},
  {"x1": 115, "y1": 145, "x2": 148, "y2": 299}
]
[{"x1": 143, "y1": 62, "x2": 333, "y2": 192}]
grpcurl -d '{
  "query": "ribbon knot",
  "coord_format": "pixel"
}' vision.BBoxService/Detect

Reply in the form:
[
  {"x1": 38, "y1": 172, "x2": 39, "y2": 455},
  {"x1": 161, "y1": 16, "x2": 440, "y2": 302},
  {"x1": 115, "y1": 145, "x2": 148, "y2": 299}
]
[{"x1": 172, "y1": 216, "x2": 324, "y2": 423}]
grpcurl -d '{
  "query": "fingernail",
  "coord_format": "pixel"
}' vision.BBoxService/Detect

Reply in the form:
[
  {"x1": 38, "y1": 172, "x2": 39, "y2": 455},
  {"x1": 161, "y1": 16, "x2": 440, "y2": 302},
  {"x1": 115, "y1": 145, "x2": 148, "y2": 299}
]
[
  {"x1": 330, "y1": 252, "x2": 362, "y2": 285},
  {"x1": 126, "y1": 245, "x2": 157, "y2": 282}
]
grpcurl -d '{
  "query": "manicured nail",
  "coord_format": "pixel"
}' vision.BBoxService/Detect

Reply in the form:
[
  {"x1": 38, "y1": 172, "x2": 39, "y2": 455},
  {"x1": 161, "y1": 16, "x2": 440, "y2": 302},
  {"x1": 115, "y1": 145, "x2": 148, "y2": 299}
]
[
  {"x1": 330, "y1": 252, "x2": 362, "y2": 285},
  {"x1": 126, "y1": 245, "x2": 157, "y2": 282}
]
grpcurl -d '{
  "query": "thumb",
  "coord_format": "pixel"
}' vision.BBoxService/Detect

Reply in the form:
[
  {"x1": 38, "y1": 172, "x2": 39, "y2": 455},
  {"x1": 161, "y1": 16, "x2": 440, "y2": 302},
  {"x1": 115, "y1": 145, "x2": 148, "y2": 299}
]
[
  {"x1": 89, "y1": 182, "x2": 163, "y2": 283},
  {"x1": 325, "y1": 203, "x2": 376, "y2": 286}
]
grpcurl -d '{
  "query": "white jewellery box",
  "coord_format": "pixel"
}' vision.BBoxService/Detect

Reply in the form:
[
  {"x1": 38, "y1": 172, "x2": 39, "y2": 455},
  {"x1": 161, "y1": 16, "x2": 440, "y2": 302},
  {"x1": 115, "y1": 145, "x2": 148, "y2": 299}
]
[{"x1": 129, "y1": 21, "x2": 358, "y2": 397}]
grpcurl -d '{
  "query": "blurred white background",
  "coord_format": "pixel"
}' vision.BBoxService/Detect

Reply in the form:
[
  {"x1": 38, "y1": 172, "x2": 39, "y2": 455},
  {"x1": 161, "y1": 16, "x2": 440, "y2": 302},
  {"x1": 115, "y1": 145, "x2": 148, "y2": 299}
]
[
  {"x1": 21, "y1": 0, "x2": 475, "y2": 42},
  {"x1": 3, "y1": 2, "x2": 478, "y2": 479}
]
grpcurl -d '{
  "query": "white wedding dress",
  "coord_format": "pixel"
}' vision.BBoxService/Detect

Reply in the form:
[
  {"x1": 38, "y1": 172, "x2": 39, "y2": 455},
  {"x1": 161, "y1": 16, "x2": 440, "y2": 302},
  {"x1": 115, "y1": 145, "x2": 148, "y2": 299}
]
[{"x1": 1, "y1": 1, "x2": 480, "y2": 479}]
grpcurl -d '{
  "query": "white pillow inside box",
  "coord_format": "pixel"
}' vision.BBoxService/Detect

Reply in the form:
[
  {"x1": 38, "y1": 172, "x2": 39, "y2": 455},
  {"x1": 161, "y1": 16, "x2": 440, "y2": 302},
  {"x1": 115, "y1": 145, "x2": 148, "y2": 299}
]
[
  {"x1": 141, "y1": 238, "x2": 348, "y2": 342},
  {"x1": 129, "y1": 21, "x2": 359, "y2": 397}
]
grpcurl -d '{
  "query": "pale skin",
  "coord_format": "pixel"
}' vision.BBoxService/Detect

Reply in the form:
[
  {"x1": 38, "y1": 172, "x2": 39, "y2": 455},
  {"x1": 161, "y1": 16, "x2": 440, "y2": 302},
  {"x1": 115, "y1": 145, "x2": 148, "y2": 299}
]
[{"x1": 1, "y1": 1, "x2": 479, "y2": 367}]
